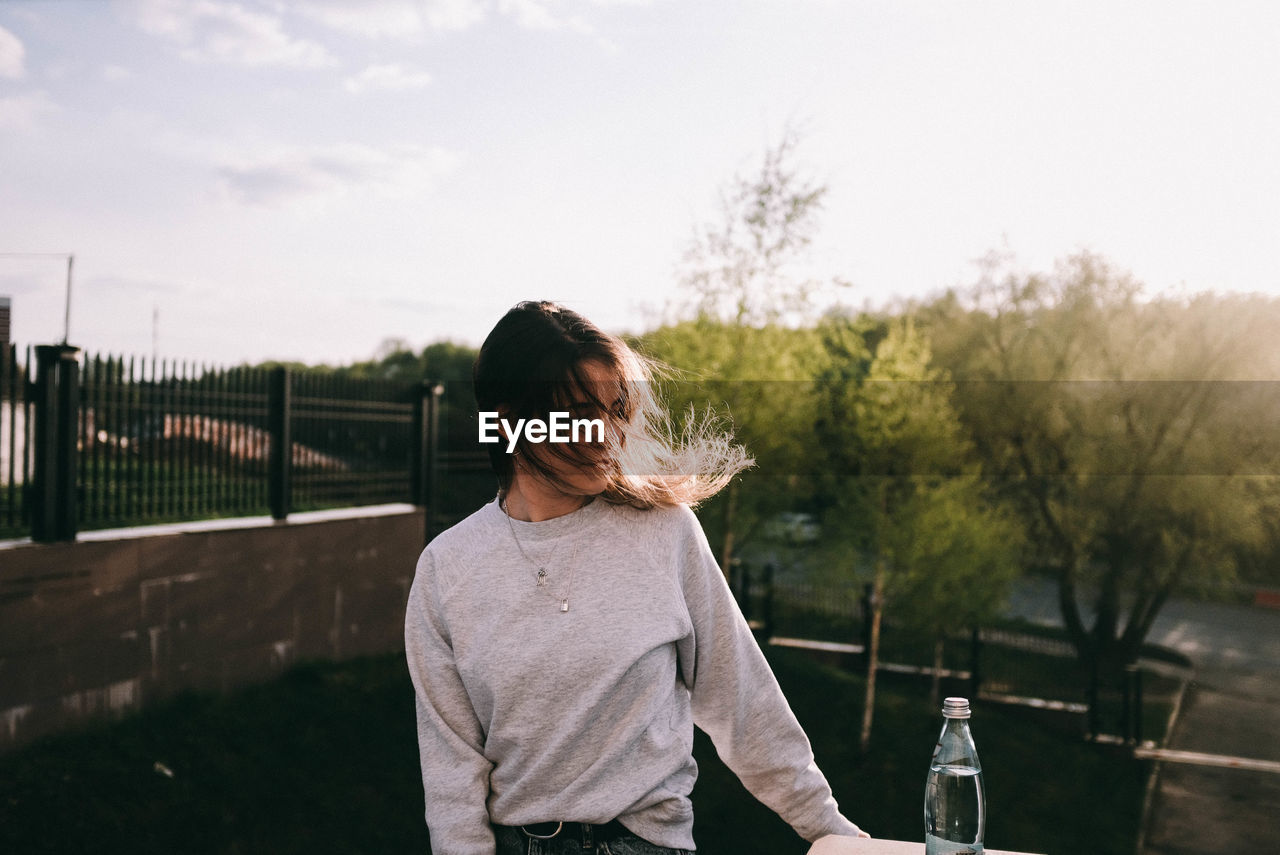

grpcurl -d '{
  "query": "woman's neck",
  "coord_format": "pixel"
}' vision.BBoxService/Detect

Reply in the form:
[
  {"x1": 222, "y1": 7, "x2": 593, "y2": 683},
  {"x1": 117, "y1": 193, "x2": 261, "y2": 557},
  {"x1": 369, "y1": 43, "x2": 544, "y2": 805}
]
[{"x1": 502, "y1": 475, "x2": 590, "y2": 522}]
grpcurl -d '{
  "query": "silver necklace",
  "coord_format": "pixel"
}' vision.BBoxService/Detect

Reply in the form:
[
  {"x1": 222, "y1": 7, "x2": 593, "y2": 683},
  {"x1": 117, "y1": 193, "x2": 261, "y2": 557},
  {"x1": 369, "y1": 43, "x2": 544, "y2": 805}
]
[{"x1": 502, "y1": 498, "x2": 582, "y2": 613}]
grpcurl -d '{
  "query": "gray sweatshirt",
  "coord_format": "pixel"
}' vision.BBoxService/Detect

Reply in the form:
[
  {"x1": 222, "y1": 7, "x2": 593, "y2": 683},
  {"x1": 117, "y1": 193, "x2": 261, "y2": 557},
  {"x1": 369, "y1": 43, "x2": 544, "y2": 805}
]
[{"x1": 404, "y1": 498, "x2": 862, "y2": 853}]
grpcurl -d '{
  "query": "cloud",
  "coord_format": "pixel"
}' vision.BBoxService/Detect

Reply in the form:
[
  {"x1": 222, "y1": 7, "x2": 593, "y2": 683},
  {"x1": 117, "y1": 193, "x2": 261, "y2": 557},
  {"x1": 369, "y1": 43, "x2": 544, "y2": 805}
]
[
  {"x1": 0, "y1": 24, "x2": 25, "y2": 79},
  {"x1": 498, "y1": 0, "x2": 559, "y2": 30},
  {"x1": 102, "y1": 64, "x2": 136, "y2": 82},
  {"x1": 214, "y1": 141, "x2": 461, "y2": 206},
  {"x1": 343, "y1": 63, "x2": 433, "y2": 93},
  {"x1": 300, "y1": 0, "x2": 486, "y2": 38},
  {"x1": 129, "y1": 0, "x2": 335, "y2": 68},
  {"x1": 294, "y1": 0, "x2": 630, "y2": 47},
  {"x1": 299, "y1": 1, "x2": 426, "y2": 39},
  {"x1": 0, "y1": 91, "x2": 57, "y2": 131},
  {"x1": 299, "y1": 0, "x2": 628, "y2": 39},
  {"x1": 496, "y1": 0, "x2": 600, "y2": 43},
  {"x1": 426, "y1": 0, "x2": 489, "y2": 31}
]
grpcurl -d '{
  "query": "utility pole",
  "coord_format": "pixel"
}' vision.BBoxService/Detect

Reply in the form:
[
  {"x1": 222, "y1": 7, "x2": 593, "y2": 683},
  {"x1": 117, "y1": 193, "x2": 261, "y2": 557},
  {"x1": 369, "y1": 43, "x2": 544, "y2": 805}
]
[{"x1": 63, "y1": 254, "x2": 74, "y2": 344}]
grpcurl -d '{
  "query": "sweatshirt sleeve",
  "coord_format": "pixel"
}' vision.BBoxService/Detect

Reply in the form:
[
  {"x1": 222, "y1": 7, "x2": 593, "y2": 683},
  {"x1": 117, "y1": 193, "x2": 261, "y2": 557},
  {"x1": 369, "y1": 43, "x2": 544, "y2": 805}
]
[
  {"x1": 404, "y1": 547, "x2": 497, "y2": 855},
  {"x1": 674, "y1": 506, "x2": 863, "y2": 843}
]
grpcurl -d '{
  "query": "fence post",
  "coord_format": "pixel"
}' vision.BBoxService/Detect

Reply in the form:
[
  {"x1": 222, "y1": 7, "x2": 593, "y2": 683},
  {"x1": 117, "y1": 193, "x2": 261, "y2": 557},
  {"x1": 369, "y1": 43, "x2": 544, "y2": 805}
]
[
  {"x1": 1121, "y1": 664, "x2": 1134, "y2": 745},
  {"x1": 412, "y1": 380, "x2": 444, "y2": 544},
  {"x1": 1122, "y1": 662, "x2": 1144, "y2": 746},
  {"x1": 1133, "y1": 665, "x2": 1144, "y2": 746},
  {"x1": 1086, "y1": 656, "x2": 1100, "y2": 741},
  {"x1": 31, "y1": 344, "x2": 80, "y2": 542},
  {"x1": 267, "y1": 366, "x2": 291, "y2": 521}
]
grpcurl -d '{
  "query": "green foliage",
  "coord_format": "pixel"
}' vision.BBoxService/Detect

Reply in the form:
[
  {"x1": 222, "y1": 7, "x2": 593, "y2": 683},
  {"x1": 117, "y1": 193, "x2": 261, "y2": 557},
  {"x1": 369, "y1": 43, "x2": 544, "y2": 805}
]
[
  {"x1": 922, "y1": 250, "x2": 1280, "y2": 665},
  {"x1": 645, "y1": 131, "x2": 842, "y2": 568},
  {"x1": 887, "y1": 475, "x2": 1023, "y2": 635},
  {"x1": 638, "y1": 319, "x2": 829, "y2": 552},
  {"x1": 334, "y1": 338, "x2": 477, "y2": 385},
  {"x1": 814, "y1": 316, "x2": 1023, "y2": 633}
]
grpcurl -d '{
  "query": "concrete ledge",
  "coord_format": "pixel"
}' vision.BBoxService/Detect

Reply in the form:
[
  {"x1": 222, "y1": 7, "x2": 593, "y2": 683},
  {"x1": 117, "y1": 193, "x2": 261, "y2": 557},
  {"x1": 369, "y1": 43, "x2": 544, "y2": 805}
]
[
  {"x1": 0, "y1": 503, "x2": 420, "y2": 550},
  {"x1": 808, "y1": 837, "x2": 1040, "y2": 854},
  {"x1": 0, "y1": 505, "x2": 425, "y2": 753}
]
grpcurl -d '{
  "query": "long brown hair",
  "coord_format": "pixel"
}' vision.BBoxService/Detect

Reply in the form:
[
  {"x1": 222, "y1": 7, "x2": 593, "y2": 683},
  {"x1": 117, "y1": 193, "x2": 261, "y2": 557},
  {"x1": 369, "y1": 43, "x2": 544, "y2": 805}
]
[{"x1": 474, "y1": 301, "x2": 751, "y2": 508}]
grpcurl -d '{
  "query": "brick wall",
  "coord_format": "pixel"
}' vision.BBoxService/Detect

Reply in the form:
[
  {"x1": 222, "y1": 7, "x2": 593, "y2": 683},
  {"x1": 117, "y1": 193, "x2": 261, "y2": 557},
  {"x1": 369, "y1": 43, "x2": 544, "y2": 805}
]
[{"x1": 0, "y1": 507, "x2": 424, "y2": 752}]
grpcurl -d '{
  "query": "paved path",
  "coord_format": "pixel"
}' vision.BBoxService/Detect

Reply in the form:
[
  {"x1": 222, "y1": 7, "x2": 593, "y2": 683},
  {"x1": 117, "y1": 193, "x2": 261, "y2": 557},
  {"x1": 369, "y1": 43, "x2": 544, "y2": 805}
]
[
  {"x1": 1006, "y1": 580, "x2": 1280, "y2": 672},
  {"x1": 1138, "y1": 661, "x2": 1280, "y2": 855},
  {"x1": 1005, "y1": 579, "x2": 1280, "y2": 854}
]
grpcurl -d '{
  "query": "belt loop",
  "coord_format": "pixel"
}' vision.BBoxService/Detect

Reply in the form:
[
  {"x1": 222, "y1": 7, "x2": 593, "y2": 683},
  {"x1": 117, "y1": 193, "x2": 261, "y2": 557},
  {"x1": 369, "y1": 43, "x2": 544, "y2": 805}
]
[{"x1": 581, "y1": 823, "x2": 593, "y2": 849}]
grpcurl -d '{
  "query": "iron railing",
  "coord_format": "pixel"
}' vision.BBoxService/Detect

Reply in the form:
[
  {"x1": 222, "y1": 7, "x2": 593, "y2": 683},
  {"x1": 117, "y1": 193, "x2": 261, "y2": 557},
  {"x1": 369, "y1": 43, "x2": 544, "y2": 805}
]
[
  {"x1": 0, "y1": 344, "x2": 33, "y2": 539},
  {"x1": 731, "y1": 561, "x2": 1185, "y2": 744},
  {"x1": 78, "y1": 355, "x2": 273, "y2": 527},
  {"x1": 2, "y1": 343, "x2": 451, "y2": 542}
]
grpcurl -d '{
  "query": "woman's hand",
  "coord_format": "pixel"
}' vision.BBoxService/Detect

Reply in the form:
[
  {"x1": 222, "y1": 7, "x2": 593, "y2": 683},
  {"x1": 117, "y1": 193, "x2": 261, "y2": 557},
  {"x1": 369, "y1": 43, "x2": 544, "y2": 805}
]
[{"x1": 807, "y1": 832, "x2": 872, "y2": 854}]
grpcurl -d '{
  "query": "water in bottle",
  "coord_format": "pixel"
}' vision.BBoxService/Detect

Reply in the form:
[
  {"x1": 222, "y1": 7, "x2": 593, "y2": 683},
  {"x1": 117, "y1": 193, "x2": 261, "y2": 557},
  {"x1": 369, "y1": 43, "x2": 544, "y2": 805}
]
[{"x1": 925, "y1": 697, "x2": 985, "y2": 855}]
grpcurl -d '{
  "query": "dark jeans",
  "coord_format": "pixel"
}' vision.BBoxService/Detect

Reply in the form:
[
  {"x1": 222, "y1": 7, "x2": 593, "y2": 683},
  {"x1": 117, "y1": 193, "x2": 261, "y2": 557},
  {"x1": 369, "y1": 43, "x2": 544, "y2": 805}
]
[{"x1": 492, "y1": 825, "x2": 694, "y2": 855}]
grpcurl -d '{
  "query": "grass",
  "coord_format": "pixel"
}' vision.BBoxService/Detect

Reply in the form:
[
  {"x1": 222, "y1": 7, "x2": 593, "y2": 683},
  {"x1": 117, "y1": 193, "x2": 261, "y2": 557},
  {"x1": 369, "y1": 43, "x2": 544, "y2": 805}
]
[
  {"x1": 0, "y1": 656, "x2": 428, "y2": 855},
  {"x1": 693, "y1": 648, "x2": 1151, "y2": 855},
  {"x1": 0, "y1": 649, "x2": 1150, "y2": 855}
]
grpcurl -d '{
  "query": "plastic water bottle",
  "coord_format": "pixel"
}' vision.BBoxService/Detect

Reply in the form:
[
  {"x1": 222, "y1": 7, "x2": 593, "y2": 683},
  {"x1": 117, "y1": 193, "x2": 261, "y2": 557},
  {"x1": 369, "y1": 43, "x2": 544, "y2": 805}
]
[{"x1": 924, "y1": 697, "x2": 985, "y2": 854}]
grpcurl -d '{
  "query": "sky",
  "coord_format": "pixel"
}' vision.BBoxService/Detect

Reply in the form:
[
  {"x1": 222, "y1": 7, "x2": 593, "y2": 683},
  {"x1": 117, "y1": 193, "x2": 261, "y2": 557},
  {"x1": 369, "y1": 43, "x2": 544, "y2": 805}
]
[{"x1": 1, "y1": 0, "x2": 1278, "y2": 366}]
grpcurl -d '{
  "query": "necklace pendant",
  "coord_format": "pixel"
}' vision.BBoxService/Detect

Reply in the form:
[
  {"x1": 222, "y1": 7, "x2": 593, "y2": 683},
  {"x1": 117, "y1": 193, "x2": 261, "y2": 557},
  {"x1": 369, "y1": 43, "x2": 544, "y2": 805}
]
[
  {"x1": 536, "y1": 568, "x2": 547, "y2": 586},
  {"x1": 560, "y1": 600, "x2": 569, "y2": 613}
]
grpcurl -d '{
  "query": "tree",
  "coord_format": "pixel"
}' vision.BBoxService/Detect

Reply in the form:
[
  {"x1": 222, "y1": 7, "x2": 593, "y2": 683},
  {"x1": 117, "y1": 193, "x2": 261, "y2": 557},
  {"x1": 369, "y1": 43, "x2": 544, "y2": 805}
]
[
  {"x1": 676, "y1": 131, "x2": 831, "y2": 328},
  {"x1": 654, "y1": 130, "x2": 839, "y2": 574},
  {"x1": 814, "y1": 317, "x2": 1020, "y2": 751},
  {"x1": 640, "y1": 320, "x2": 828, "y2": 570},
  {"x1": 339, "y1": 338, "x2": 476, "y2": 385},
  {"x1": 924, "y1": 251, "x2": 1280, "y2": 677}
]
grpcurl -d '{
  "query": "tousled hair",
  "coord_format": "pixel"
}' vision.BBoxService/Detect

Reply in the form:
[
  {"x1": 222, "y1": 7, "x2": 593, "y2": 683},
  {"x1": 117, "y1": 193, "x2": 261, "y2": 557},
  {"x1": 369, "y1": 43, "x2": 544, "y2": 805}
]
[{"x1": 474, "y1": 301, "x2": 751, "y2": 509}]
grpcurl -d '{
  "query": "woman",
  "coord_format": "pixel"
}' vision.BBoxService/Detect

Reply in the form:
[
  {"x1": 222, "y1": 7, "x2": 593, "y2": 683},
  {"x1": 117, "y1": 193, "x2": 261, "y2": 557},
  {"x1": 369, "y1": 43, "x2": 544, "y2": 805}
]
[{"x1": 405, "y1": 301, "x2": 866, "y2": 854}]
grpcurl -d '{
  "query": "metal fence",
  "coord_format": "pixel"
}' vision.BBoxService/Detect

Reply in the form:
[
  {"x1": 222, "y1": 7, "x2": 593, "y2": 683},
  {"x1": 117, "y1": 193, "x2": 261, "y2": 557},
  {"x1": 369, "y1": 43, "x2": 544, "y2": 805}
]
[
  {"x1": 1, "y1": 343, "x2": 32, "y2": 538},
  {"x1": 747, "y1": 572, "x2": 1092, "y2": 702},
  {"x1": 731, "y1": 561, "x2": 1184, "y2": 744},
  {"x1": 1, "y1": 343, "x2": 447, "y2": 541},
  {"x1": 78, "y1": 355, "x2": 272, "y2": 526},
  {"x1": 288, "y1": 369, "x2": 422, "y2": 512}
]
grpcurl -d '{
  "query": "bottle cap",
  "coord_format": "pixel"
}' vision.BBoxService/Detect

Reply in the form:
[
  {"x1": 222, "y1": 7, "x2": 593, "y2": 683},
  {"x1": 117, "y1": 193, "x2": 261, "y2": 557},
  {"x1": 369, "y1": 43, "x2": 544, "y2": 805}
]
[{"x1": 942, "y1": 697, "x2": 971, "y2": 719}]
